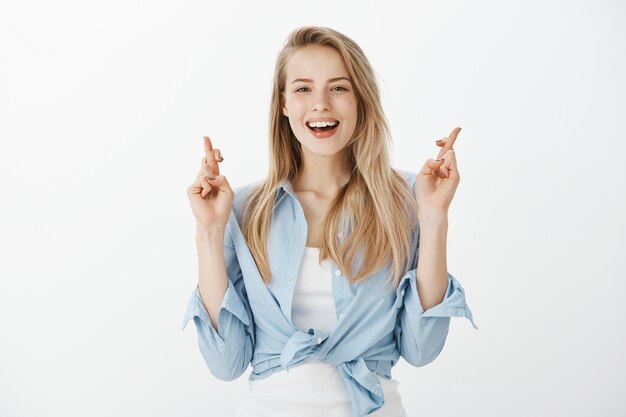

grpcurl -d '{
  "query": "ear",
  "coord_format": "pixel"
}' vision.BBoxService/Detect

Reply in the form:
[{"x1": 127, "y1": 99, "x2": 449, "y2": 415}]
[{"x1": 280, "y1": 93, "x2": 288, "y2": 117}]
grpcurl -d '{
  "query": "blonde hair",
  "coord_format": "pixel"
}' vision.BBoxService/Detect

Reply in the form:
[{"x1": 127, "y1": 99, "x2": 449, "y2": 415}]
[{"x1": 242, "y1": 26, "x2": 419, "y2": 289}]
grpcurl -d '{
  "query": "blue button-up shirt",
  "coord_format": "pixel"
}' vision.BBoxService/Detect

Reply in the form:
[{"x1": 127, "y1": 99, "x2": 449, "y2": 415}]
[{"x1": 182, "y1": 169, "x2": 478, "y2": 417}]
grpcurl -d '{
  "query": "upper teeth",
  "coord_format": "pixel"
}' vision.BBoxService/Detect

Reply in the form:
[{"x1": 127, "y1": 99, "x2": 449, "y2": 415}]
[{"x1": 308, "y1": 121, "x2": 337, "y2": 128}]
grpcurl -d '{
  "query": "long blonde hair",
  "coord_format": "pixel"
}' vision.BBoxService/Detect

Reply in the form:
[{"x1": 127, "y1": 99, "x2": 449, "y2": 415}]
[{"x1": 242, "y1": 26, "x2": 419, "y2": 289}]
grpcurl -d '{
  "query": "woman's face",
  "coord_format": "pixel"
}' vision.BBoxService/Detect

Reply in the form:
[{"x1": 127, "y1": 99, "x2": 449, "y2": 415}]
[{"x1": 281, "y1": 45, "x2": 358, "y2": 158}]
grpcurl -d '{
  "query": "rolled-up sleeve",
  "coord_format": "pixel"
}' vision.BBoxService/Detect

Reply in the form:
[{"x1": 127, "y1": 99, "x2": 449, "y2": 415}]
[
  {"x1": 181, "y1": 237, "x2": 255, "y2": 381},
  {"x1": 393, "y1": 269, "x2": 478, "y2": 367},
  {"x1": 392, "y1": 168, "x2": 478, "y2": 367}
]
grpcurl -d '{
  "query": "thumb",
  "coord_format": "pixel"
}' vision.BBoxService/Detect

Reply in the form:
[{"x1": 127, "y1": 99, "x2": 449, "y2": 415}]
[
  {"x1": 207, "y1": 174, "x2": 234, "y2": 195},
  {"x1": 418, "y1": 158, "x2": 445, "y2": 177}
]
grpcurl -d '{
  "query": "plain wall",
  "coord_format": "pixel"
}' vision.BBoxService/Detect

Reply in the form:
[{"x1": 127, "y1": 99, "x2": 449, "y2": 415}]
[{"x1": 1, "y1": 0, "x2": 624, "y2": 416}]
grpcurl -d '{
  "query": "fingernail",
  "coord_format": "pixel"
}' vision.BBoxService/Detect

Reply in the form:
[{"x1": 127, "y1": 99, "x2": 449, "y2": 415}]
[{"x1": 207, "y1": 175, "x2": 216, "y2": 181}]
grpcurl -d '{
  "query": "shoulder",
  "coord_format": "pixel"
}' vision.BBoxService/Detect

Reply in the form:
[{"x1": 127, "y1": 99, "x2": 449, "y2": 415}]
[
  {"x1": 394, "y1": 168, "x2": 418, "y2": 191},
  {"x1": 233, "y1": 180, "x2": 263, "y2": 206},
  {"x1": 222, "y1": 180, "x2": 263, "y2": 245},
  {"x1": 231, "y1": 179, "x2": 264, "y2": 222}
]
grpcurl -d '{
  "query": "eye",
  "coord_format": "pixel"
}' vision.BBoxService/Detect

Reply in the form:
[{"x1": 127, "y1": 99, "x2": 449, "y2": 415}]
[
  {"x1": 295, "y1": 86, "x2": 310, "y2": 92},
  {"x1": 332, "y1": 86, "x2": 348, "y2": 91}
]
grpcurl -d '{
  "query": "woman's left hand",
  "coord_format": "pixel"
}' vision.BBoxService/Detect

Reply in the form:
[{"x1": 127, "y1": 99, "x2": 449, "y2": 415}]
[{"x1": 414, "y1": 127, "x2": 462, "y2": 218}]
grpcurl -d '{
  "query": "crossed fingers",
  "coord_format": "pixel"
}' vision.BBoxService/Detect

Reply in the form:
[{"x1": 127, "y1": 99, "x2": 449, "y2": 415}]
[
  {"x1": 203, "y1": 136, "x2": 223, "y2": 179},
  {"x1": 435, "y1": 127, "x2": 460, "y2": 159}
]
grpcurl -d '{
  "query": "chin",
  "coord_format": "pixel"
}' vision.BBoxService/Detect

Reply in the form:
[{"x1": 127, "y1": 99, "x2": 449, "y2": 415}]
[{"x1": 304, "y1": 144, "x2": 346, "y2": 158}]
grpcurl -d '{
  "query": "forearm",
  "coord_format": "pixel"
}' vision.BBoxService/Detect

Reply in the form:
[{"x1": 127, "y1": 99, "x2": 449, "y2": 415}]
[
  {"x1": 415, "y1": 214, "x2": 449, "y2": 311},
  {"x1": 195, "y1": 224, "x2": 229, "y2": 332}
]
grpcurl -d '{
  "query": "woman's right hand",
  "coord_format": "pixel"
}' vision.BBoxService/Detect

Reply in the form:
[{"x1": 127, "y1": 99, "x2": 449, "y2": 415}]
[{"x1": 187, "y1": 136, "x2": 235, "y2": 231}]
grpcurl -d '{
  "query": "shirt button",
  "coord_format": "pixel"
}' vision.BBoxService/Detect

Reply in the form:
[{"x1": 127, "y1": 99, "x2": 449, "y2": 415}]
[
  {"x1": 288, "y1": 277, "x2": 292, "y2": 283},
  {"x1": 339, "y1": 313, "x2": 344, "y2": 319},
  {"x1": 337, "y1": 232, "x2": 344, "y2": 239},
  {"x1": 316, "y1": 336, "x2": 322, "y2": 345},
  {"x1": 334, "y1": 270, "x2": 342, "y2": 276},
  {"x1": 400, "y1": 289, "x2": 405, "y2": 296}
]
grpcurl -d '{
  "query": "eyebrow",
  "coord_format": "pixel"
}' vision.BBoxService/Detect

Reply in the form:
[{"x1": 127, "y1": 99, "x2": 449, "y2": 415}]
[{"x1": 291, "y1": 77, "x2": 352, "y2": 84}]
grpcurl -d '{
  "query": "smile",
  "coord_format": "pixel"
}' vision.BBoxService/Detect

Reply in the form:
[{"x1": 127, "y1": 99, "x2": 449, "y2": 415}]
[{"x1": 306, "y1": 120, "x2": 340, "y2": 138}]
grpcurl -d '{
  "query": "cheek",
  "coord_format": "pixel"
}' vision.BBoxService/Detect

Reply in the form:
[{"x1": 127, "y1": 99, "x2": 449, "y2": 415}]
[
  {"x1": 346, "y1": 100, "x2": 357, "y2": 122},
  {"x1": 288, "y1": 102, "x2": 306, "y2": 118},
  {"x1": 346, "y1": 99, "x2": 357, "y2": 116}
]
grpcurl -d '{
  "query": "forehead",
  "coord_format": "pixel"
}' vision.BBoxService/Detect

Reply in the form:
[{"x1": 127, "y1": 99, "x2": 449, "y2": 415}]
[{"x1": 285, "y1": 45, "x2": 349, "y2": 81}]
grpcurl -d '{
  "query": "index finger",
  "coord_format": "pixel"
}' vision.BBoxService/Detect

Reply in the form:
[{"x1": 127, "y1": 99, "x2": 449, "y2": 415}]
[
  {"x1": 436, "y1": 127, "x2": 461, "y2": 159},
  {"x1": 203, "y1": 136, "x2": 214, "y2": 159},
  {"x1": 203, "y1": 136, "x2": 219, "y2": 176}
]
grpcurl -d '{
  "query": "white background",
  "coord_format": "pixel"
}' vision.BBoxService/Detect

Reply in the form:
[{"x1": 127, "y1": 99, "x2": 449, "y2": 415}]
[{"x1": 1, "y1": 0, "x2": 625, "y2": 416}]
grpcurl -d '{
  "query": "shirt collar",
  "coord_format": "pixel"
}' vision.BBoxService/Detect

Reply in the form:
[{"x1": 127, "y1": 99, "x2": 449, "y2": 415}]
[{"x1": 274, "y1": 178, "x2": 295, "y2": 202}]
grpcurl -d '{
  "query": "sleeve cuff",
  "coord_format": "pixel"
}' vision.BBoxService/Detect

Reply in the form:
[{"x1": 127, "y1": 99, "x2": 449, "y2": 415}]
[
  {"x1": 394, "y1": 270, "x2": 479, "y2": 330},
  {"x1": 181, "y1": 280, "x2": 251, "y2": 333}
]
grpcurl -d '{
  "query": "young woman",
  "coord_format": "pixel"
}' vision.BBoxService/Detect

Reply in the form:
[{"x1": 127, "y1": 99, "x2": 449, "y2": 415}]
[{"x1": 183, "y1": 26, "x2": 478, "y2": 417}]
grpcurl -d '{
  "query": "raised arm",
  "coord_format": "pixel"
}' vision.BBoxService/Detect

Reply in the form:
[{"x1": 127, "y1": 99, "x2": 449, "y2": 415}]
[{"x1": 182, "y1": 136, "x2": 254, "y2": 381}]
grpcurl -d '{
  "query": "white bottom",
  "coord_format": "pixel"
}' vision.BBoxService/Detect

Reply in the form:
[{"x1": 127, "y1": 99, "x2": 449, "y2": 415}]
[{"x1": 235, "y1": 359, "x2": 407, "y2": 417}]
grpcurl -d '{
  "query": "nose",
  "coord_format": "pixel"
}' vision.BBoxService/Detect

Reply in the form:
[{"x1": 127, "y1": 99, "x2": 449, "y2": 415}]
[{"x1": 312, "y1": 90, "x2": 331, "y2": 112}]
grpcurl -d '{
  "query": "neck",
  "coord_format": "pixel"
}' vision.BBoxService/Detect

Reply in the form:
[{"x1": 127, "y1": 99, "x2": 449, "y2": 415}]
[{"x1": 293, "y1": 149, "x2": 351, "y2": 197}]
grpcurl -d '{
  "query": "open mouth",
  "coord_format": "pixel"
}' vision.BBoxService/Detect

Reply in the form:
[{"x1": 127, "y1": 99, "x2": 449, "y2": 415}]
[{"x1": 306, "y1": 120, "x2": 340, "y2": 134}]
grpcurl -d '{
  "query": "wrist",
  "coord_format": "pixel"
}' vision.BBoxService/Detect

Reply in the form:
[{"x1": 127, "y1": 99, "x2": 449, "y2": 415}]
[
  {"x1": 418, "y1": 210, "x2": 448, "y2": 226},
  {"x1": 196, "y1": 223, "x2": 226, "y2": 241},
  {"x1": 418, "y1": 214, "x2": 448, "y2": 242}
]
